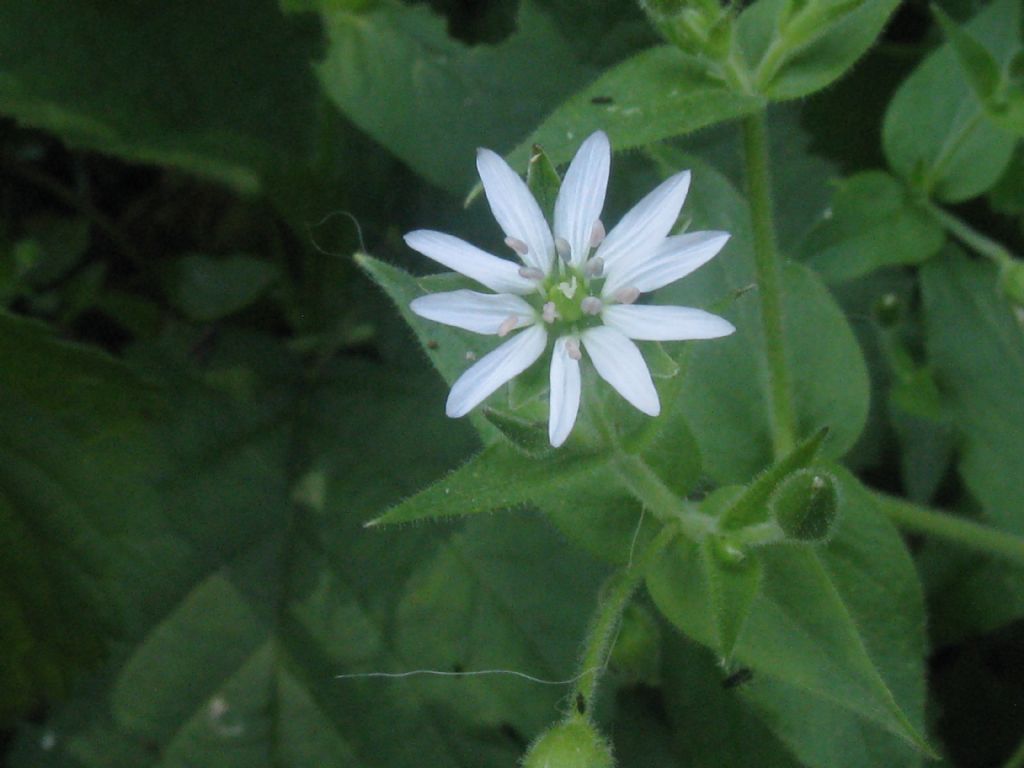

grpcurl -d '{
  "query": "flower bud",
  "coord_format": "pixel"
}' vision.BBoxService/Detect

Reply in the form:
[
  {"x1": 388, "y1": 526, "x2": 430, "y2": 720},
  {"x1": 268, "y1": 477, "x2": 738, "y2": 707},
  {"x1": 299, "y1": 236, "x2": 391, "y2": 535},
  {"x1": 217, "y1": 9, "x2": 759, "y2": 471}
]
[
  {"x1": 769, "y1": 469, "x2": 839, "y2": 543},
  {"x1": 998, "y1": 260, "x2": 1024, "y2": 308},
  {"x1": 521, "y1": 716, "x2": 614, "y2": 768}
]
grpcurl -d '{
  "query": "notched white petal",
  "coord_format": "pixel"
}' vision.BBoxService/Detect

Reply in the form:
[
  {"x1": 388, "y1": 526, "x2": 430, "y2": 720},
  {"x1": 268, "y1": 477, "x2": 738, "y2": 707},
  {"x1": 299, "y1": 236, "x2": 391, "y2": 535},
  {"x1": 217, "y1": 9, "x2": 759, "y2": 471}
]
[
  {"x1": 446, "y1": 324, "x2": 547, "y2": 417},
  {"x1": 476, "y1": 149, "x2": 554, "y2": 274},
  {"x1": 602, "y1": 304, "x2": 736, "y2": 341},
  {"x1": 603, "y1": 230, "x2": 730, "y2": 297},
  {"x1": 581, "y1": 326, "x2": 659, "y2": 416},
  {"x1": 404, "y1": 230, "x2": 535, "y2": 295},
  {"x1": 549, "y1": 336, "x2": 582, "y2": 447},
  {"x1": 595, "y1": 170, "x2": 691, "y2": 272},
  {"x1": 410, "y1": 290, "x2": 535, "y2": 335},
  {"x1": 554, "y1": 130, "x2": 610, "y2": 266}
]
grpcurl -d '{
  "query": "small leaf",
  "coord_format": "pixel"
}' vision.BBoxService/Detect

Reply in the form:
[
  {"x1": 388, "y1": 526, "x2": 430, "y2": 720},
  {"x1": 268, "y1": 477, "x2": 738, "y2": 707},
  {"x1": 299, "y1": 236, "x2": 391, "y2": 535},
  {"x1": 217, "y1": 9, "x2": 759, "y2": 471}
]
[
  {"x1": 702, "y1": 536, "x2": 762, "y2": 661},
  {"x1": 481, "y1": 407, "x2": 552, "y2": 457},
  {"x1": 526, "y1": 144, "x2": 562, "y2": 224},
  {"x1": 801, "y1": 171, "x2": 945, "y2": 282},
  {"x1": 365, "y1": 444, "x2": 608, "y2": 526},
  {"x1": 932, "y1": 5, "x2": 1001, "y2": 102}
]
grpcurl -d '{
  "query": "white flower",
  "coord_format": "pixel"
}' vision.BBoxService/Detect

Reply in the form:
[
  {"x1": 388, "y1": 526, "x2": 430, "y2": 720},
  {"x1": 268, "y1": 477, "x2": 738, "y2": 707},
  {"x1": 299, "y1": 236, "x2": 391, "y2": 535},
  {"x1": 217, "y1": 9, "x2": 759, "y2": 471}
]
[{"x1": 406, "y1": 131, "x2": 735, "y2": 448}]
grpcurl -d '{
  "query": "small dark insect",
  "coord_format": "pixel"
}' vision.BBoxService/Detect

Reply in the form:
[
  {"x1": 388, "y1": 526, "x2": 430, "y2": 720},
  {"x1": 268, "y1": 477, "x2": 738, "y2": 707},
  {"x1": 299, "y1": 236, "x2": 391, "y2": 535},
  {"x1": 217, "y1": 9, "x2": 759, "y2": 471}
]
[
  {"x1": 427, "y1": 339, "x2": 439, "y2": 350},
  {"x1": 722, "y1": 667, "x2": 754, "y2": 689},
  {"x1": 575, "y1": 692, "x2": 586, "y2": 714},
  {"x1": 590, "y1": 95, "x2": 614, "y2": 105}
]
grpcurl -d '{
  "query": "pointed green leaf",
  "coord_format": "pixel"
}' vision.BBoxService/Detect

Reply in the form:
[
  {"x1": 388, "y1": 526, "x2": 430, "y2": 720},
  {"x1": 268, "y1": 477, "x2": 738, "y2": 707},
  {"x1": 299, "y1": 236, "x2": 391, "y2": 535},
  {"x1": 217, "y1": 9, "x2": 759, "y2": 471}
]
[
  {"x1": 647, "y1": 468, "x2": 930, "y2": 754},
  {"x1": 702, "y1": 537, "x2": 762, "y2": 661},
  {"x1": 932, "y1": 5, "x2": 1001, "y2": 102},
  {"x1": 526, "y1": 144, "x2": 562, "y2": 224},
  {"x1": 505, "y1": 46, "x2": 764, "y2": 171},
  {"x1": 366, "y1": 444, "x2": 609, "y2": 526}
]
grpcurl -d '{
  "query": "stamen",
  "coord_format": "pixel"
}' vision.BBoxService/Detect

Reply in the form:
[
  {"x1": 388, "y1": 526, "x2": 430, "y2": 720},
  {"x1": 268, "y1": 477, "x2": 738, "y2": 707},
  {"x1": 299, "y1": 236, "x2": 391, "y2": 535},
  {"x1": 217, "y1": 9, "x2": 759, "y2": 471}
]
[
  {"x1": 518, "y1": 266, "x2": 545, "y2": 281},
  {"x1": 555, "y1": 237, "x2": 571, "y2": 263},
  {"x1": 589, "y1": 219, "x2": 606, "y2": 249},
  {"x1": 497, "y1": 315, "x2": 519, "y2": 337},
  {"x1": 580, "y1": 296, "x2": 603, "y2": 315},
  {"x1": 504, "y1": 236, "x2": 529, "y2": 256},
  {"x1": 614, "y1": 286, "x2": 640, "y2": 305},
  {"x1": 565, "y1": 338, "x2": 582, "y2": 361},
  {"x1": 542, "y1": 302, "x2": 558, "y2": 323},
  {"x1": 583, "y1": 257, "x2": 604, "y2": 278}
]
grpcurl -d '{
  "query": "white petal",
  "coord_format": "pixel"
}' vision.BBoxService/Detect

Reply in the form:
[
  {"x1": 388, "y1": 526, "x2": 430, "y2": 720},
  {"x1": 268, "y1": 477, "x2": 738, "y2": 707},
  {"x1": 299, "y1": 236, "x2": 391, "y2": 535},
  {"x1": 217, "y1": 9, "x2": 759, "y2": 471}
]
[
  {"x1": 410, "y1": 290, "x2": 536, "y2": 335},
  {"x1": 602, "y1": 304, "x2": 736, "y2": 341},
  {"x1": 477, "y1": 149, "x2": 554, "y2": 274},
  {"x1": 581, "y1": 326, "x2": 659, "y2": 416},
  {"x1": 446, "y1": 325, "x2": 547, "y2": 417},
  {"x1": 554, "y1": 131, "x2": 610, "y2": 266},
  {"x1": 404, "y1": 230, "x2": 535, "y2": 295},
  {"x1": 548, "y1": 336, "x2": 582, "y2": 447},
  {"x1": 595, "y1": 170, "x2": 691, "y2": 272},
  {"x1": 602, "y1": 231, "x2": 730, "y2": 297}
]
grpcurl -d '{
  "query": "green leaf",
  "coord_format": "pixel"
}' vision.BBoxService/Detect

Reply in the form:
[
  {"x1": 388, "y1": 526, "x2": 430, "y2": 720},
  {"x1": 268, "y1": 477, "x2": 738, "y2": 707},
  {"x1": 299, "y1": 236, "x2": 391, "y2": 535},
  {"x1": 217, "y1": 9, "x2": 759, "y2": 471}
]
[
  {"x1": 317, "y1": 1, "x2": 594, "y2": 194},
  {"x1": 932, "y1": 5, "x2": 1002, "y2": 102},
  {"x1": 647, "y1": 468, "x2": 930, "y2": 754},
  {"x1": 702, "y1": 537, "x2": 762, "y2": 661},
  {"x1": 882, "y1": 0, "x2": 1020, "y2": 202},
  {"x1": 505, "y1": 46, "x2": 764, "y2": 171},
  {"x1": 526, "y1": 144, "x2": 562, "y2": 224},
  {"x1": 743, "y1": 0, "x2": 902, "y2": 99},
  {"x1": 657, "y1": 162, "x2": 869, "y2": 483},
  {"x1": 366, "y1": 444, "x2": 608, "y2": 526},
  {"x1": 0, "y1": 310, "x2": 160, "y2": 429},
  {"x1": 0, "y1": 0, "x2": 323, "y2": 193},
  {"x1": 922, "y1": 250, "x2": 1024, "y2": 535},
  {"x1": 801, "y1": 171, "x2": 946, "y2": 282},
  {"x1": 171, "y1": 254, "x2": 282, "y2": 322}
]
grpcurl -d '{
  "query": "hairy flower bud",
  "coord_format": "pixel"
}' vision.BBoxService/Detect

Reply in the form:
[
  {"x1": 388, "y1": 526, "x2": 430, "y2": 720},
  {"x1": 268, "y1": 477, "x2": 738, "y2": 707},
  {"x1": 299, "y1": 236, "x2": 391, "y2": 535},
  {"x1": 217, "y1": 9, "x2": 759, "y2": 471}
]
[
  {"x1": 521, "y1": 716, "x2": 614, "y2": 768},
  {"x1": 769, "y1": 469, "x2": 839, "y2": 542}
]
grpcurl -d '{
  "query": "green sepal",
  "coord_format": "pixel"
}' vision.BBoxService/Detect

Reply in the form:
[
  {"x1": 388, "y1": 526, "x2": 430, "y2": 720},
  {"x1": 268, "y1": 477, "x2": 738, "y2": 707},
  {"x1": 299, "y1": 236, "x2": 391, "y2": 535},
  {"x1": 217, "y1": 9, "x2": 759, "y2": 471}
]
[
  {"x1": 526, "y1": 144, "x2": 561, "y2": 224},
  {"x1": 364, "y1": 444, "x2": 608, "y2": 526},
  {"x1": 608, "y1": 602, "x2": 662, "y2": 686},
  {"x1": 702, "y1": 535, "x2": 762, "y2": 662},
  {"x1": 932, "y1": 5, "x2": 1001, "y2": 103},
  {"x1": 717, "y1": 427, "x2": 829, "y2": 531},
  {"x1": 481, "y1": 407, "x2": 552, "y2": 457},
  {"x1": 998, "y1": 259, "x2": 1024, "y2": 307},
  {"x1": 769, "y1": 468, "x2": 841, "y2": 542},
  {"x1": 521, "y1": 715, "x2": 614, "y2": 768}
]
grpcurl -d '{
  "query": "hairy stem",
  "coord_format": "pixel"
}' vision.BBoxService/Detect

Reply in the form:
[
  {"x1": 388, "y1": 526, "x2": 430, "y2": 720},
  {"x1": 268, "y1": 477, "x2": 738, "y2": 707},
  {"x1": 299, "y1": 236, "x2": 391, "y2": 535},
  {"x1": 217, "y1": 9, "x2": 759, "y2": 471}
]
[
  {"x1": 570, "y1": 525, "x2": 677, "y2": 712},
  {"x1": 742, "y1": 113, "x2": 797, "y2": 458},
  {"x1": 874, "y1": 492, "x2": 1024, "y2": 567},
  {"x1": 926, "y1": 201, "x2": 1016, "y2": 267},
  {"x1": 613, "y1": 453, "x2": 714, "y2": 540}
]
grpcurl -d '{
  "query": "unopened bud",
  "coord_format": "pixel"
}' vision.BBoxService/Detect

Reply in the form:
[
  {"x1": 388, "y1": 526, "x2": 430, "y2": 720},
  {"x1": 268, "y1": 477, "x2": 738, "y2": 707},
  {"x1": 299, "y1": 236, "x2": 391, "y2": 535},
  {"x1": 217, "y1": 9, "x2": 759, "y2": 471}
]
[
  {"x1": 769, "y1": 469, "x2": 839, "y2": 543},
  {"x1": 521, "y1": 715, "x2": 614, "y2": 768}
]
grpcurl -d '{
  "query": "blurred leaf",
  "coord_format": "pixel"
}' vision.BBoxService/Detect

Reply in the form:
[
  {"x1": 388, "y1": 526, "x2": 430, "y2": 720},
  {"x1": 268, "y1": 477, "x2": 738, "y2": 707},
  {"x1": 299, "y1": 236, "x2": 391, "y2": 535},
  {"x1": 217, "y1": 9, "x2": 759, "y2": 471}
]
[
  {"x1": 171, "y1": 254, "x2": 282, "y2": 322},
  {"x1": 882, "y1": 0, "x2": 1020, "y2": 202},
  {"x1": 922, "y1": 250, "x2": 1024, "y2": 535},
  {"x1": 801, "y1": 171, "x2": 945, "y2": 282},
  {"x1": 701, "y1": 537, "x2": 762, "y2": 661},
  {"x1": 14, "y1": 216, "x2": 90, "y2": 288},
  {"x1": 317, "y1": 0, "x2": 594, "y2": 194},
  {"x1": 505, "y1": 46, "x2": 763, "y2": 172},
  {"x1": 657, "y1": 161, "x2": 869, "y2": 484},
  {"x1": 647, "y1": 468, "x2": 930, "y2": 757},
  {"x1": 367, "y1": 444, "x2": 608, "y2": 526},
  {"x1": 932, "y1": 5, "x2": 1001, "y2": 102},
  {"x1": 0, "y1": 0, "x2": 324, "y2": 193},
  {"x1": 742, "y1": 0, "x2": 902, "y2": 100},
  {"x1": 0, "y1": 310, "x2": 159, "y2": 429}
]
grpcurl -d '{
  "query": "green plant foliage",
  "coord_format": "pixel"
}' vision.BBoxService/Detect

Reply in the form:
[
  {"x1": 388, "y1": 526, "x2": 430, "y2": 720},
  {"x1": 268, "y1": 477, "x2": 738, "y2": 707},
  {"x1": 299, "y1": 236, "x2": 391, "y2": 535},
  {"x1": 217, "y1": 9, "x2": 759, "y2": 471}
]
[
  {"x1": 170, "y1": 254, "x2": 282, "y2": 322},
  {"x1": 740, "y1": 0, "x2": 902, "y2": 99},
  {"x1": 882, "y1": 0, "x2": 1021, "y2": 202},
  {"x1": 505, "y1": 46, "x2": 764, "y2": 171},
  {"x1": 922, "y1": 252, "x2": 1024, "y2": 535},
  {"x1": 647, "y1": 468, "x2": 929, "y2": 756},
  {"x1": 801, "y1": 171, "x2": 945, "y2": 282}
]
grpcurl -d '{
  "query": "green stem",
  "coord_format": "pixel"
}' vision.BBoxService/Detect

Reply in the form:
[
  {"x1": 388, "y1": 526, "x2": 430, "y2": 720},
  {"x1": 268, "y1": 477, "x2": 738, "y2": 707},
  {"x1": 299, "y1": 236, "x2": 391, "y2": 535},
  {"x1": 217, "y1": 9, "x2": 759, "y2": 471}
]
[
  {"x1": 926, "y1": 202, "x2": 1016, "y2": 267},
  {"x1": 613, "y1": 453, "x2": 715, "y2": 540},
  {"x1": 570, "y1": 525, "x2": 678, "y2": 712},
  {"x1": 874, "y1": 492, "x2": 1024, "y2": 567},
  {"x1": 1002, "y1": 733, "x2": 1024, "y2": 768},
  {"x1": 742, "y1": 113, "x2": 797, "y2": 458}
]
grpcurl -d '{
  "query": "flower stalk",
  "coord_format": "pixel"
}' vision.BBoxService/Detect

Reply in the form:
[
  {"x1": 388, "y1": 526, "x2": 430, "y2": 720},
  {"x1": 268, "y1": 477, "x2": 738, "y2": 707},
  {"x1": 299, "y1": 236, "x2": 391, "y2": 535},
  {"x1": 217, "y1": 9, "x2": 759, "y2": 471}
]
[{"x1": 742, "y1": 112, "x2": 797, "y2": 458}]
